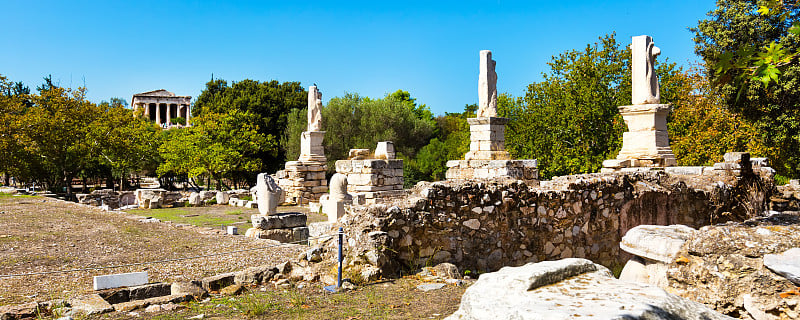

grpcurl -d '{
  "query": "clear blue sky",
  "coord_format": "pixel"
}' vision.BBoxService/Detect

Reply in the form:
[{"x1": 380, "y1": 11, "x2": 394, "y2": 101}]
[{"x1": 2, "y1": 1, "x2": 715, "y2": 115}]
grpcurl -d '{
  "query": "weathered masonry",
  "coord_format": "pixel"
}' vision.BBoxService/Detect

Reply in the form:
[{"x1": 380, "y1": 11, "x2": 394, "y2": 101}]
[{"x1": 131, "y1": 89, "x2": 192, "y2": 128}]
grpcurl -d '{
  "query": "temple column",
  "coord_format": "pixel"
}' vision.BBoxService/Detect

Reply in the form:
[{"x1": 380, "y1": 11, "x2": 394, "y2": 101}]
[
  {"x1": 155, "y1": 103, "x2": 162, "y2": 126},
  {"x1": 186, "y1": 105, "x2": 191, "y2": 126},
  {"x1": 166, "y1": 104, "x2": 172, "y2": 126}
]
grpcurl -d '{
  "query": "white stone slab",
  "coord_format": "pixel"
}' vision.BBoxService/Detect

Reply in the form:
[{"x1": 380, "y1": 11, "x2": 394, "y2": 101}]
[{"x1": 93, "y1": 271, "x2": 148, "y2": 290}]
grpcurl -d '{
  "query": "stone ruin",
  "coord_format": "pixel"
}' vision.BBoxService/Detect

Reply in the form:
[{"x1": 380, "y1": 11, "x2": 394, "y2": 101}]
[
  {"x1": 246, "y1": 174, "x2": 309, "y2": 243},
  {"x1": 445, "y1": 50, "x2": 539, "y2": 185},
  {"x1": 333, "y1": 142, "x2": 405, "y2": 205},
  {"x1": 276, "y1": 85, "x2": 328, "y2": 204},
  {"x1": 327, "y1": 152, "x2": 775, "y2": 282},
  {"x1": 603, "y1": 35, "x2": 677, "y2": 171}
]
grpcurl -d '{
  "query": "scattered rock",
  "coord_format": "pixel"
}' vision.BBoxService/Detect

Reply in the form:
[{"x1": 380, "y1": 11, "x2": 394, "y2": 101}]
[
  {"x1": 112, "y1": 294, "x2": 191, "y2": 312},
  {"x1": 68, "y1": 294, "x2": 113, "y2": 315},
  {"x1": 620, "y1": 225, "x2": 696, "y2": 263},
  {"x1": 446, "y1": 258, "x2": 732, "y2": 320},
  {"x1": 170, "y1": 281, "x2": 207, "y2": 299},
  {"x1": 219, "y1": 284, "x2": 244, "y2": 296},
  {"x1": 0, "y1": 302, "x2": 39, "y2": 320},
  {"x1": 234, "y1": 265, "x2": 277, "y2": 285},
  {"x1": 417, "y1": 283, "x2": 445, "y2": 292},
  {"x1": 201, "y1": 272, "x2": 236, "y2": 292},
  {"x1": 763, "y1": 247, "x2": 800, "y2": 285}
]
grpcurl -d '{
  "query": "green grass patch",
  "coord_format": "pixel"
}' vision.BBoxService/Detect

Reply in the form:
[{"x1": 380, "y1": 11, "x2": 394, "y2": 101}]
[{"x1": 132, "y1": 208, "x2": 237, "y2": 228}]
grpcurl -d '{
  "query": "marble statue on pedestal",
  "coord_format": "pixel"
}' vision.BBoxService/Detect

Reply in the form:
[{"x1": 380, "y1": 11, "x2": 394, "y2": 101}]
[
  {"x1": 307, "y1": 85, "x2": 323, "y2": 132},
  {"x1": 477, "y1": 50, "x2": 498, "y2": 118},
  {"x1": 631, "y1": 35, "x2": 661, "y2": 105},
  {"x1": 255, "y1": 173, "x2": 282, "y2": 215}
]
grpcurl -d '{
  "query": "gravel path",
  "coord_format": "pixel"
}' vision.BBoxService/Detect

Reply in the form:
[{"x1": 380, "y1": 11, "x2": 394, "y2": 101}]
[{"x1": 0, "y1": 195, "x2": 306, "y2": 305}]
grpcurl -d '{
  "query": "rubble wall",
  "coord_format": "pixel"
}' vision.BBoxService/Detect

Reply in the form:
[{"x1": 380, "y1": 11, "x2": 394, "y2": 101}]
[{"x1": 339, "y1": 169, "x2": 773, "y2": 276}]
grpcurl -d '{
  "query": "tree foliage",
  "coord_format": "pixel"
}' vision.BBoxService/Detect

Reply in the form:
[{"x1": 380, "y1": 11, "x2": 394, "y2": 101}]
[
  {"x1": 284, "y1": 90, "x2": 437, "y2": 172},
  {"x1": 504, "y1": 34, "x2": 684, "y2": 179},
  {"x1": 694, "y1": 0, "x2": 800, "y2": 177},
  {"x1": 194, "y1": 78, "x2": 306, "y2": 173},
  {"x1": 668, "y1": 67, "x2": 774, "y2": 165},
  {"x1": 158, "y1": 109, "x2": 272, "y2": 189}
]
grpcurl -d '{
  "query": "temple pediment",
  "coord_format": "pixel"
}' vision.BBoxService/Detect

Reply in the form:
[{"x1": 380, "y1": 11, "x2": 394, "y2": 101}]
[{"x1": 133, "y1": 89, "x2": 175, "y2": 97}]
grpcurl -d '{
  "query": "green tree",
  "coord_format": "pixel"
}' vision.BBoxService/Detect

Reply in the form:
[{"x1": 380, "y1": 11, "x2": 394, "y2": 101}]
[
  {"x1": 506, "y1": 34, "x2": 684, "y2": 179},
  {"x1": 158, "y1": 109, "x2": 272, "y2": 189},
  {"x1": 194, "y1": 78, "x2": 306, "y2": 173},
  {"x1": 414, "y1": 105, "x2": 473, "y2": 181},
  {"x1": 316, "y1": 91, "x2": 437, "y2": 173},
  {"x1": 668, "y1": 67, "x2": 774, "y2": 166},
  {"x1": 693, "y1": 0, "x2": 800, "y2": 177},
  {"x1": 89, "y1": 100, "x2": 160, "y2": 190},
  {"x1": 17, "y1": 82, "x2": 101, "y2": 197}
]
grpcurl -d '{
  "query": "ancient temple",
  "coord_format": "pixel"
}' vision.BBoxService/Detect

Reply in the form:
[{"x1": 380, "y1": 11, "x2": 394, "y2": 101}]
[{"x1": 131, "y1": 89, "x2": 192, "y2": 128}]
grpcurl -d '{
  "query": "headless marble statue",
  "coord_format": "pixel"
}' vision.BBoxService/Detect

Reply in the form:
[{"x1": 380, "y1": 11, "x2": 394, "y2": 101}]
[{"x1": 307, "y1": 85, "x2": 323, "y2": 131}]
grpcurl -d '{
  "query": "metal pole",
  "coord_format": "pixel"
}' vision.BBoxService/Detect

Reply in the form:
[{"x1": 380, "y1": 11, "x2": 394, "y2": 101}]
[{"x1": 337, "y1": 227, "x2": 343, "y2": 288}]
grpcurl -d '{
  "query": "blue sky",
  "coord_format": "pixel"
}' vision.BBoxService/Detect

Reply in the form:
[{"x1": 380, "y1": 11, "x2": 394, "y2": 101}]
[{"x1": 2, "y1": 1, "x2": 715, "y2": 115}]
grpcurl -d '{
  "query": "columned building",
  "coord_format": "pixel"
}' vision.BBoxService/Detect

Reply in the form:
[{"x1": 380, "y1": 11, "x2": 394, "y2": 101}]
[{"x1": 131, "y1": 89, "x2": 192, "y2": 128}]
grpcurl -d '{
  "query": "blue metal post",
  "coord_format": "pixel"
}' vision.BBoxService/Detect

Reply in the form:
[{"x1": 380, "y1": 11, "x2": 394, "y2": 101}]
[{"x1": 337, "y1": 227, "x2": 343, "y2": 288}]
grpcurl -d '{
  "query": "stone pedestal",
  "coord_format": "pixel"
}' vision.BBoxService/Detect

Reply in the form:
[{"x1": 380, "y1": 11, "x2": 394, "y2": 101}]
[
  {"x1": 299, "y1": 131, "x2": 326, "y2": 162},
  {"x1": 604, "y1": 104, "x2": 676, "y2": 171},
  {"x1": 445, "y1": 159, "x2": 539, "y2": 185},
  {"x1": 335, "y1": 159, "x2": 404, "y2": 205},
  {"x1": 323, "y1": 200, "x2": 345, "y2": 222},
  {"x1": 465, "y1": 117, "x2": 510, "y2": 161},
  {"x1": 245, "y1": 212, "x2": 309, "y2": 243},
  {"x1": 277, "y1": 160, "x2": 328, "y2": 204},
  {"x1": 446, "y1": 117, "x2": 538, "y2": 184}
]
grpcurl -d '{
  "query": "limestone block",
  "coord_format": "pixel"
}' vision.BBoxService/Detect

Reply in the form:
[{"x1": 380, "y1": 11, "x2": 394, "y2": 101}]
[
  {"x1": 198, "y1": 190, "x2": 216, "y2": 201},
  {"x1": 665, "y1": 166, "x2": 704, "y2": 175},
  {"x1": 618, "y1": 256, "x2": 649, "y2": 283},
  {"x1": 93, "y1": 271, "x2": 148, "y2": 291},
  {"x1": 323, "y1": 199, "x2": 345, "y2": 222},
  {"x1": 364, "y1": 159, "x2": 387, "y2": 169},
  {"x1": 216, "y1": 192, "x2": 229, "y2": 205},
  {"x1": 602, "y1": 159, "x2": 631, "y2": 168},
  {"x1": 188, "y1": 192, "x2": 201, "y2": 206},
  {"x1": 763, "y1": 248, "x2": 800, "y2": 285},
  {"x1": 620, "y1": 225, "x2": 696, "y2": 263},
  {"x1": 375, "y1": 141, "x2": 396, "y2": 159},
  {"x1": 299, "y1": 131, "x2": 326, "y2": 162},
  {"x1": 446, "y1": 258, "x2": 732, "y2": 320},
  {"x1": 236, "y1": 199, "x2": 248, "y2": 207},
  {"x1": 69, "y1": 294, "x2": 114, "y2": 315},
  {"x1": 348, "y1": 149, "x2": 371, "y2": 160},
  {"x1": 446, "y1": 160, "x2": 461, "y2": 168},
  {"x1": 335, "y1": 160, "x2": 353, "y2": 173},
  {"x1": 251, "y1": 212, "x2": 307, "y2": 229},
  {"x1": 245, "y1": 201, "x2": 258, "y2": 209}
]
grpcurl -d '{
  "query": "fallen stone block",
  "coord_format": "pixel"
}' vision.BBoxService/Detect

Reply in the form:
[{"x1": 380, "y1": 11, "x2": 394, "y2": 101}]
[
  {"x1": 251, "y1": 212, "x2": 307, "y2": 229},
  {"x1": 620, "y1": 224, "x2": 696, "y2": 263},
  {"x1": 0, "y1": 302, "x2": 39, "y2": 320},
  {"x1": 69, "y1": 294, "x2": 114, "y2": 315},
  {"x1": 98, "y1": 282, "x2": 171, "y2": 304},
  {"x1": 112, "y1": 294, "x2": 192, "y2": 312},
  {"x1": 763, "y1": 247, "x2": 800, "y2": 285},
  {"x1": 201, "y1": 272, "x2": 236, "y2": 292},
  {"x1": 234, "y1": 265, "x2": 277, "y2": 285},
  {"x1": 445, "y1": 258, "x2": 733, "y2": 320},
  {"x1": 170, "y1": 281, "x2": 207, "y2": 299}
]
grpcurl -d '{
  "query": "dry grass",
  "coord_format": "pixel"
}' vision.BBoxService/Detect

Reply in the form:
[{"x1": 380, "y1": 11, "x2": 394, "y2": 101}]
[{"x1": 0, "y1": 195, "x2": 306, "y2": 305}]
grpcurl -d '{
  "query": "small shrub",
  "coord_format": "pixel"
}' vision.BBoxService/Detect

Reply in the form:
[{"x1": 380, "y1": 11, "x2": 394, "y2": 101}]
[{"x1": 775, "y1": 174, "x2": 791, "y2": 186}]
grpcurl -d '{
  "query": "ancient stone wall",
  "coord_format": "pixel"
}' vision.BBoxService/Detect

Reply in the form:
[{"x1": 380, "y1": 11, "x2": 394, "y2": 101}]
[
  {"x1": 335, "y1": 159, "x2": 404, "y2": 204},
  {"x1": 337, "y1": 168, "x2": 773, "y2": 278},
  {"x1": 276, "y1": 160, "x2": 328, "y2": 204}
]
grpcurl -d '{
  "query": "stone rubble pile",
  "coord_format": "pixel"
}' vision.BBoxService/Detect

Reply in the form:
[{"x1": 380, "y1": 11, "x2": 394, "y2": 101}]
[
  {"x1": 76, "y1": 189, "x2": 136, "y2": 209},
  {"x1": 618, "y1": 214, "x2": 800, "y2": 319},
  {"x1": 446, "y1": 258, "x2": 733, "y2": 320}
]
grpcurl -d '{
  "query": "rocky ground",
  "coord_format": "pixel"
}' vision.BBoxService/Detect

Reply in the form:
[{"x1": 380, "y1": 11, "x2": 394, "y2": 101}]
[{"x1": 667, "y1": 213, "x2": 800, "y2": 319}]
